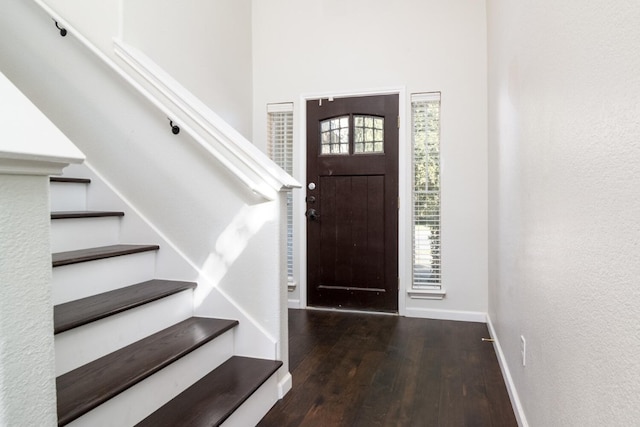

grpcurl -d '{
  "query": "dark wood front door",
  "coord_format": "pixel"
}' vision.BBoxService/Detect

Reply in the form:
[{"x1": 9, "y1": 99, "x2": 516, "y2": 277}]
[{"x1": 306, "y1": 94, "x2": 398, "y2": 312}]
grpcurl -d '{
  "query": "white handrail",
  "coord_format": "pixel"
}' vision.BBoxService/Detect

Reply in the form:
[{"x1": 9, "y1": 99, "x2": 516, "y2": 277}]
[
  {"x1": 33, "y1": 0, "x2": 300, "y2": 201},
  {"x1": 113, "y1": 41, "x2": 300, "y2": 193}
]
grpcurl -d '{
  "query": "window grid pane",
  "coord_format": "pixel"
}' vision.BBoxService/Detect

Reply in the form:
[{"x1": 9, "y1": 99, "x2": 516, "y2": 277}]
[
  {"x1": 412, "y1": 95, "x2": 441, "y2": 289},
  {"x1": 268, "y1": 109, "x2": 295, "y2": 282},
  {"x1": 320, "y1": 116, "x2": 349, "y2": 155},
  {"x1": 354, "y1": 115, "x2": 384, "y2": 154}
]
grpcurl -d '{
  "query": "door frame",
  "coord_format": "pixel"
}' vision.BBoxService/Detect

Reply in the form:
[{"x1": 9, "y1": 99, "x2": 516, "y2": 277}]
[{"x1": 294, "y1": 87, "x2": 409, "y2": 316}]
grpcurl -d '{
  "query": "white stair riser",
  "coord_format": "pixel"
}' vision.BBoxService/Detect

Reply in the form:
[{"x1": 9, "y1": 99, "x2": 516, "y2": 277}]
[
  {"x1": 221, "y1": 374, "x2": 279, "y2": 427},
  {"x1": 55, "y1": 290, "x2": 194, "y2": 376},
  {"x1": 51, "y1": 217, "x2": 121, "y2": 253},
  {"x1": 50, "y1": 181, "x2": 87, "y2": 211},
  {"x1": 52, "y1": 252, "x2": 156, "y2": 304},
  {"x1": 66, "y1": 331, "x2": 235, "y2": 427}
]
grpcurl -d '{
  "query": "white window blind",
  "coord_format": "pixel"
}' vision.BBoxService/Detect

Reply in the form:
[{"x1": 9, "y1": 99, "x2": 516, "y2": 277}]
[
  {"x1": 267, "y1": 103, "x2": 295, "y2": 283},
  {"x1": 411, "y1": 93, "x2": 441, "y2": 289}
]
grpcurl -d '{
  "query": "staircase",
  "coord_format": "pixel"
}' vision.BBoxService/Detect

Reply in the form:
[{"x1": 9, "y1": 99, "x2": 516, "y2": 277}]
[{"x1": 50, "y1": 172, "x2": 282, "y2": 426}]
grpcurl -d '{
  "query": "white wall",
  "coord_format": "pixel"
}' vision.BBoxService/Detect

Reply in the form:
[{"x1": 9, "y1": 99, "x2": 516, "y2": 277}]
[
  {"x1": 41, "y1": 0, "x2": 120, "y2": 54},
  {"x1": 252, "y1": 0, "x2": 488, "y2": 318},
  {"x1": 0, "y1": 69, "x2": 85, "y2": 165},
  {"x1": 487, "y1": 1, "x2": 640, "y2": 425},
  {"x1": 44, "y1": 0, "x2": 254, "y2": 138},
  {"x1": 123, "y1": 0, "x2": 254, "y2": 138}
]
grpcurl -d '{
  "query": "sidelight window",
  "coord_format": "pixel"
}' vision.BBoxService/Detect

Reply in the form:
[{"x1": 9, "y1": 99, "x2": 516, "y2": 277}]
[
  {"x1": 267, "y1": 103, "x2": 295, "y2": 284},
  {"x1": 411, "y1": 93, "x2": 441, "y2": 289}
]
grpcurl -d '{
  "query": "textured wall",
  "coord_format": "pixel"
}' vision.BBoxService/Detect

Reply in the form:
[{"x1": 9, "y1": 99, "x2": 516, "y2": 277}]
[
  {"x1": 487, "y1": 1, "x2": 640, "y2": 425},
  {"x1": 0, "y1": 175, "x2": 57, "y2": 426}
]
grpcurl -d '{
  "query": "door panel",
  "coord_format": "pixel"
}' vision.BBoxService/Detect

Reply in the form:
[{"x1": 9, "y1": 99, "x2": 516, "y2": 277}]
[
  {"x1": 307, "y1": 94, "x2": 398, "y2": 312},
  {"x1": 317, "y1": 175, "x2": 385, "y2": 290}
]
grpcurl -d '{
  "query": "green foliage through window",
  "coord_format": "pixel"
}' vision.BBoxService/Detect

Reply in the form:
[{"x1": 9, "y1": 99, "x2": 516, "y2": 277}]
[{"x1": 412, "y1": 94, "x2": 441, "y2": 288}]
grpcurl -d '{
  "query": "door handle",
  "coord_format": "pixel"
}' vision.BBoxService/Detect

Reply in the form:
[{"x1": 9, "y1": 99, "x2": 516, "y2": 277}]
[{"x1": 306, "y1": 209, "x2": 319, "y2": 221}]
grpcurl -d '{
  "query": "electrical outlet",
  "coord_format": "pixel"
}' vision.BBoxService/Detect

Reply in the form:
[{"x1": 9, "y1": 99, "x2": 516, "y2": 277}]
[{"x1": 520, "y1": 335, "x2": 526, "y2": 366}]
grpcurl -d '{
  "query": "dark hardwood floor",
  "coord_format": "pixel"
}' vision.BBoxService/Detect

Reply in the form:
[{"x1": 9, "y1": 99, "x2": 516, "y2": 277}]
[{"x1": 258, "y1": 309, "x2": 517, "y2": 427}]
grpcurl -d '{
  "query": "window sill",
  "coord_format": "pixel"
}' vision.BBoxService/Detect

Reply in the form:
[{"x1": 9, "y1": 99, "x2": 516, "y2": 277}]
[{"x1": 407, "y1": 289, "x2": 446, "y2": 300}]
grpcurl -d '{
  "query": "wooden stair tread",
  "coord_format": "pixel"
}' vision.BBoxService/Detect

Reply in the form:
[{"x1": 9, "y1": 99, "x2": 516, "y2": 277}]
[
  {"x1": 51, "y1": 210, "x2": 125, "y2": 219},
  {"x1": 136, "y1": 356, "x2": 283, "y2": 427},
  {"x1": 52, "y1": 244, "x2": 160, "y2": 267},
  {"x1": 50, "y1": 177, "x2": 91, "y2": 184},
  {"x1": 56, "y1": 317, "x2": 239, "y2": 426},
  {"x1": 54, "y1": 279, "x2": 197, "y2": 334}
]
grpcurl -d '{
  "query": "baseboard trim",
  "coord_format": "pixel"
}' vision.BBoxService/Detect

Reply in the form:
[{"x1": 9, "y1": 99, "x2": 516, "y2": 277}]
[
  {"x1": 404, "y1": 307, "x2": 486, "y2": 323},
  {"x1": 287, "y1": 299, "x2": 301, "y2": 309},
  {"x1": 277, "y1": 371, "x2": 292, "y2": 399},
  {"x1": 486, "y1": 314, "x2": 529, "y2": 427}
]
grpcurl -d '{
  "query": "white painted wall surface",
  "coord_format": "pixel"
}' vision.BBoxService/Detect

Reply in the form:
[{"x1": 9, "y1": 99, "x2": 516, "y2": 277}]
[
  {"x1": 252, "y1": 0, "x2": 488, "y2": 317},
  {"x1": 1, "y1": 0, "x2": 282, "y2": 355},
  {"x1": 0, "y1": 70, "x2": 84, "y2": 167},
  {"x1": 487, "y1": 1, "x2": 640, "y2": 425},
  {"x1": 123, "y1": 0, "x2": 254, "y2": 139},
  {"x1": 0, "y1": 176, "x2": 57, "y2": 427},
  {"x1": 42, "y1": 0, "x2": 120, "y2": 54},
  {"x1": 43, "y1": 0, "x2": 254, "y2": 139}
]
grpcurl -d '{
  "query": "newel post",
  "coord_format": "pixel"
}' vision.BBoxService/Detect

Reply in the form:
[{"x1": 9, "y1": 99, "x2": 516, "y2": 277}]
[{"x1": 0, "y1": 71, "x2": 84, "y2": 426}]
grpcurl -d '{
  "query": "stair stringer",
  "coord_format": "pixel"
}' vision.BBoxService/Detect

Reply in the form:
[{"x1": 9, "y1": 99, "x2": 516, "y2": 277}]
[{"x1": 63, "y1": 162, "x2": 281, "y2": 361}]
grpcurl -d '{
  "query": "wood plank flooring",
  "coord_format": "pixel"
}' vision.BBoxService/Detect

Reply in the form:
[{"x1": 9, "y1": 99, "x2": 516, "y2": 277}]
[{"x1": 258, "y1": 309, "x2": 517, "y2": 427}]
